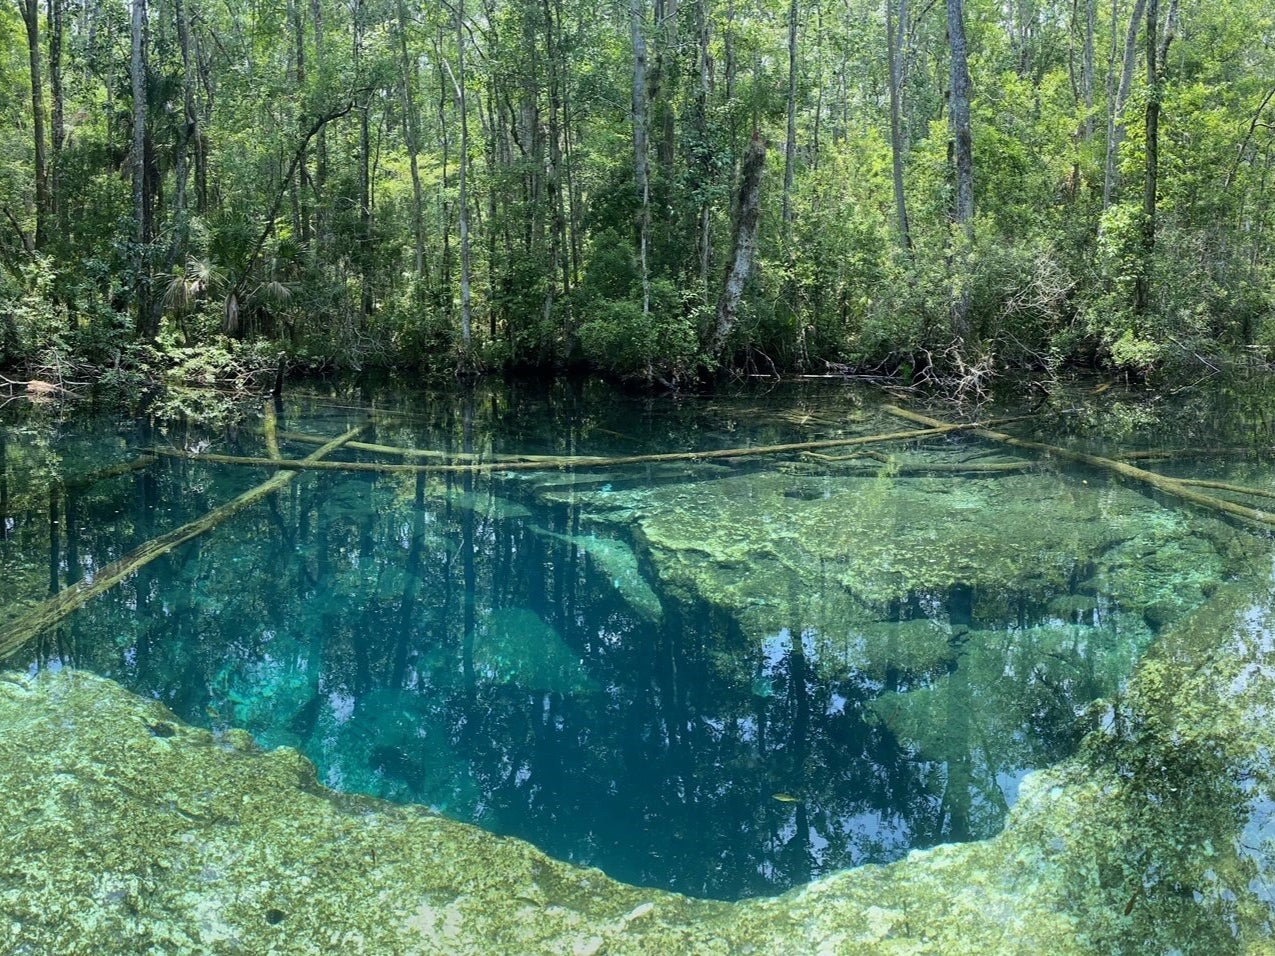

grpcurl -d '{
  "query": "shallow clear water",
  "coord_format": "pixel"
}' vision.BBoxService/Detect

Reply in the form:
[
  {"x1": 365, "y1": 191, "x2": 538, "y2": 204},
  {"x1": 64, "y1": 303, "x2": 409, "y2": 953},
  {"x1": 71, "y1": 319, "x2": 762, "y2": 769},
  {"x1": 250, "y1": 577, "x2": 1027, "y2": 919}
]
[{"x1": 1, "y1": 378, "x2": 1271, "y2": 900}]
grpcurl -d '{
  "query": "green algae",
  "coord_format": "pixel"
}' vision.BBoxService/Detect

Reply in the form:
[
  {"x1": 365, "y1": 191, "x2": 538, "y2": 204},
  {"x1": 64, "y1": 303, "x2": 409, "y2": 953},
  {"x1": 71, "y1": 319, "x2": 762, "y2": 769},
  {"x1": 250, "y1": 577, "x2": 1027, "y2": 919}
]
[{"x1": 4, "y1": 568, "x2": 1275, "y2": 953}]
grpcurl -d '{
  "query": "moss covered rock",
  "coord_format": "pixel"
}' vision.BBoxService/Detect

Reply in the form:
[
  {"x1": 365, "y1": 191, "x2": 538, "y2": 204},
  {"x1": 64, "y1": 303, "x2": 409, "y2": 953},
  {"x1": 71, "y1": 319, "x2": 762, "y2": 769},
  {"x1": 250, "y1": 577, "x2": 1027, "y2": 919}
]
[{"x1": 3, "y1": 571, "x2": 1275, "y2": 953}]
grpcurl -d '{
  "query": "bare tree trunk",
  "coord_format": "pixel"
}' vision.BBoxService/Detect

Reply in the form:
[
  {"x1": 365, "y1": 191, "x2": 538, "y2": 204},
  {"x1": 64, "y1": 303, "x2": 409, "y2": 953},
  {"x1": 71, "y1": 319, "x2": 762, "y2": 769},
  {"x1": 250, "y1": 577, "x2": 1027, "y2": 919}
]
[
  {"x1": 290, "y1": 0, "x2": 310, "y2": 245},
  {"x1": 709, "y1": 132, "x2": 766, "y2": 358},
  {"x1": 310, "y1": 0, "x2": 327, "y2": 246},
  {"x1": 631, "y1": 0, "x2": 651, "y2": 317},
  {"x1": 781, "y1": 0, "x2": 798, "y2": 234},
  {"x1": 20, "y1": 0, "x2": 49, "y2": 249},
  {"x1": 1102, "y1": 0, "x2": 1146, "y2": 209},
  {"x1": 436, "y1": 34, "x2": 453, "y2": 321},
  {"x1": 947, "y1": 0, "x2": 974, "y2": 345},
  {"x1": 131, "y1": 0, "x2": 156, "y2": 338},
  {"x1": 886, "y1": 0, "x2": 913, "y2": 251},
  {"x1": 395, "y1": 0, "x2": 425, "y2": 279},
  {"x1": 1082, "y1": 0, "x2": 1096, "y2": 140},
  {"x1": 174, "y1": 0, "x2": 196, "y2": 233},
  {"x1": 48, "y1": 0, "x2": 65, "y2": 240},
  {"x1": 656, "y1": 0, "x2": 680, "y2": 174},
  {"x1": 454, "y1": 0, "x2": 473, "y2": 350},
  {"x1": 543, "y1": 0, "x2": 569, "y2": 338},
  {"x1": 1135, "y1": 0, "x2": 1177, "y2": 313},
  {"x1": 695, "y1": 0, "x2": 713, "y2": 297},
  {"x1": 355, "y1": 0, "x2": 373, "y2": 323}
]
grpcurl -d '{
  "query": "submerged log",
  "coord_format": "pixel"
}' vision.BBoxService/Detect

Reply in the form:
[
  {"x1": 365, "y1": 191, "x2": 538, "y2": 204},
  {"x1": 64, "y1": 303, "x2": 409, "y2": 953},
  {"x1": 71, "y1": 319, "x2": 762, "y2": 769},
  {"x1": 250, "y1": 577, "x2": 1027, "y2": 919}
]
[
  {"x1": 0, "y1": 423, "x2": 368, "y2": 662},
  {"x1": 882, "y1": 405, "x2": 1275, "y2": 530},
  {"x1": 803, "y1": 448, "x2": 1036, "y2": 473},
  {"x1": 1173, "y1": 477, "x2": 1275, "y2": 502},
  {"x1": 273, "y1": 429, "x2": 589, "y2": 464},
  {"x1": 1118, "y1": 448, "x2": 1272, "y2": 462},
  {"x1": 151, "y1": 416, "x2": 1041, "y2": 476}
]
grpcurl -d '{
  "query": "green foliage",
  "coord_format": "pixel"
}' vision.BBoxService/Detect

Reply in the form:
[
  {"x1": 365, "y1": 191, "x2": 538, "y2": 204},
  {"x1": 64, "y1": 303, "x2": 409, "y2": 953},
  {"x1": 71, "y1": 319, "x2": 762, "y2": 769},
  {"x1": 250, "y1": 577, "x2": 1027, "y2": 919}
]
[{"x1": 1, "y1": 0, "x2": 1272, "y2": 387}]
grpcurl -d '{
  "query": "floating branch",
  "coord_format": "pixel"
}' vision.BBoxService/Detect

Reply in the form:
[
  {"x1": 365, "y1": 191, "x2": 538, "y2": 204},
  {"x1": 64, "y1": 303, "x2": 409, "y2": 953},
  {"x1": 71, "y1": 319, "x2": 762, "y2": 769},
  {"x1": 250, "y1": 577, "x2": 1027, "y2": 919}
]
[
  {"x1": 272, "y1": 429, "x2": 590, "y2": 464},
  {"x1": 0, "y1": 423, "x2": 368, "y2": 662},
  {"x1": 882, "y1": 405, "x2": 1275, "y2": 530},
  {"x1": 1172, "y1": 477, "x2": 1275, "y2": 502},
  {"x1": 1117, "y1": 448, "x2": 1273, "y2": 461},
  {"x1": 151, "y1": 415, "x2": 1041, "y2": 476},
  {"x1": 803, "y1": 449, "x2": 1037, "y2": 473}
]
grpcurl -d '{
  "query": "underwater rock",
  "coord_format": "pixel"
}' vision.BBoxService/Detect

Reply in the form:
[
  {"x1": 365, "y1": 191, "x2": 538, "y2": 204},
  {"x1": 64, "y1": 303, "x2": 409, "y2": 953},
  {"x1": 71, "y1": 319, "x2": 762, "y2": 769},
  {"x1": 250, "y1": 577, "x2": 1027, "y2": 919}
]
[
  {"x1": 452, "y1": 490, "x2": 534, "y2": 521},
  {"x1": 614, "y1": 470, "x2": 1239, "y2": 645},
  {"x1": 532, "y1": 528, "x2": 665, "y2": 624},
  {"x1": 474, "y1": 607, "x2": 600, "y2": 696},
  {"x1": 3, "y1": 571, "x2": 1275, "y2": 952}
]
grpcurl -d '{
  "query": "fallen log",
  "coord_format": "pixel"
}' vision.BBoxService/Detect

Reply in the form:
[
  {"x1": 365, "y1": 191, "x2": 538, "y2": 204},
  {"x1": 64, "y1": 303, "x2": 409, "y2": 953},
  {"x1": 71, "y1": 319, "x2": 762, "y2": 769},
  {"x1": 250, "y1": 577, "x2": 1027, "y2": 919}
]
[
  {"x1": 881, "y1": 405, "x2": 1275, "y2": 530},
  {"x1": 1118, "y1": 448, "x2": 1272, "y2": 462},
  {"x1": 1172, "y1": 477, "x2": 1275, "y2": 502},
  {"x1": 0, "y1": 423, "x2": 368, "y2": 662},
  {"x1": 150, "y1": 415, "x2": 1040, "y2": 476},
  {"x1": 273, "y1": 429, "x2": 590, "y2": 464},
  {"x1": 803, "y1": 449, "x2": 1036, "y2": 472}
]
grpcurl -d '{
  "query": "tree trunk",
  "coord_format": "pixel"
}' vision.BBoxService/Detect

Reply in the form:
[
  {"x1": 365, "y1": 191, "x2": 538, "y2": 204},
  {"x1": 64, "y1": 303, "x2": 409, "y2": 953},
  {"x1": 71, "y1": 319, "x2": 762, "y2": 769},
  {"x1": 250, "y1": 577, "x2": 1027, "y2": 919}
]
[
  {"x1": 709, "y1": 132, "x2": 766, "y2": 359},
  {"x1": 355, "y1": 0, "x2": 373, "y2": 323},
  {"x1": 1135, "y1": 0, "x2": 1177, "y2": 313},
  {"x1": 886, "y1": 0, "x2": 913, "y2": 251},
  {"x1": 947, "y1": 0, "x2": 974, "y2": 345},
  {"x1": 174, "y1": 0, "x2": 196, "y2": 235},
  {"x1": 1082, "y1": 0, "x2": 1096, "y2": 140},
  {"x1": 48, "y1": 0, "x2": 65, "y2": 240},
  {"x1": 781, "y1": 0, "x2": 798, "y2": 234},
  {"x1": 395, "y1": 0, "x2": 425, "y2": 279},
  {"x1": 1102, "y1": 0, "x2": 1146, "y2": 209},
  {"x1": 446, "y1": 2, "x2": 473, "y2": 351},
  {"x1": 20, "y1": 0, "x2": 49, "y2": 250},
  {"x1": 130, "y1": 0, "x2": 156, "y2": 339},
  {"x1": 631, "y1": 0, "x2": 651, "y2": 317},
  {"x1": 695, "y1": 0, "x2": 713, "y2": 297},
  {"x1": 309, "y1": 0, "x2": 327, "y2": 245},
  {"x1": 290, "y1": 0, "x2": 310, "y2": 245}
]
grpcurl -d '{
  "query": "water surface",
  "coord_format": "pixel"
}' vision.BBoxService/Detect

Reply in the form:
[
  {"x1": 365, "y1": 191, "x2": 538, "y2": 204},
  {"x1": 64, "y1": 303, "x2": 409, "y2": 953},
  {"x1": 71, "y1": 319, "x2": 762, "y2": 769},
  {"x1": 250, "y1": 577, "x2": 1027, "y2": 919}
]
[{"x1": 0, "y1": 379, "x2": 1270, "y2": 900}]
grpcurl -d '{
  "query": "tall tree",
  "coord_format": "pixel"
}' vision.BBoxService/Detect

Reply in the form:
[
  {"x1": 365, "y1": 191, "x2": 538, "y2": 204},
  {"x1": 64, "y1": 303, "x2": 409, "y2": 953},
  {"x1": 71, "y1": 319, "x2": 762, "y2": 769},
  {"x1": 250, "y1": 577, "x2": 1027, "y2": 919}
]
[
  {"x1": 709, "y1": 132, "x2": 766, "y2": 358},
  {"x1": 781, "y1": 0, "x2": 798, "y2": 234},
  {"x1": 1135, "y1": 0, "x2": 1178, "y2": 312},
  {"x1": 947, "y1": 0, "x2": 975, "y2": 345},
  {"x1": 18, "y1": 0, "x2": 49, "y2": 249},
  {"x1": 631, "y1": 0, "x2": 651, "y2": 317},
  {"x1": 886, "y1": 0, "x2": 913, "y2": 251},
  {"x1": 48, "y1": 0, "x2": 65, "y2": 239},
  {"x1": 1103, "y1": 0, "x2": 1147, "y2": 209},
  {"x1": 395, "y1": 0, "x2": 426, "y2": 279},
  {"x1": 130, "y1": 0, "x2": 156, "y2": 338}
]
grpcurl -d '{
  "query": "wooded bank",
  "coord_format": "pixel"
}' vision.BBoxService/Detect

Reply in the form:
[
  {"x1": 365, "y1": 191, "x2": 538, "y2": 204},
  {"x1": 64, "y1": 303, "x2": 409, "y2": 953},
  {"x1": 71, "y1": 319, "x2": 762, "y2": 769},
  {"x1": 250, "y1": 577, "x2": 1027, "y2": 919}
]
[{"x1": 2, "y1": 0, "x2": 1273, "y2": 386}]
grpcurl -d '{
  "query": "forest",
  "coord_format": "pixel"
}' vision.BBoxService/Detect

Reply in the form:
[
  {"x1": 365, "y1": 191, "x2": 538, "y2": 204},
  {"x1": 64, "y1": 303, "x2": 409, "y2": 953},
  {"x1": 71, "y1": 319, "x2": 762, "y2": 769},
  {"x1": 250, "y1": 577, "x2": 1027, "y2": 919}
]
[{"x1": 1, "y1": 0, "x2": 1273, "y2": 390}]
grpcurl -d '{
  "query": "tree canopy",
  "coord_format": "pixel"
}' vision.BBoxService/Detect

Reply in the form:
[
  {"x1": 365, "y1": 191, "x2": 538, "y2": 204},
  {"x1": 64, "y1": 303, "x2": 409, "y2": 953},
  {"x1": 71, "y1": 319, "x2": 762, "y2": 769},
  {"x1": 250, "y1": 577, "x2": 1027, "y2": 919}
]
[{"x1": 1, "y1": 0, "x2": 1273, "y2": 385}]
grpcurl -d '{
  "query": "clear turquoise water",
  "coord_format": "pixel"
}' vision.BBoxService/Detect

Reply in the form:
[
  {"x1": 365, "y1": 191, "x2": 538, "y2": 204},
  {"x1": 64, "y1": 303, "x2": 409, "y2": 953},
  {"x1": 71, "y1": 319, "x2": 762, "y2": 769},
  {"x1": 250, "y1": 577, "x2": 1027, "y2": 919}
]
[{"x1": 1, "y1": 379, "x2": 1270, "y2": 900}]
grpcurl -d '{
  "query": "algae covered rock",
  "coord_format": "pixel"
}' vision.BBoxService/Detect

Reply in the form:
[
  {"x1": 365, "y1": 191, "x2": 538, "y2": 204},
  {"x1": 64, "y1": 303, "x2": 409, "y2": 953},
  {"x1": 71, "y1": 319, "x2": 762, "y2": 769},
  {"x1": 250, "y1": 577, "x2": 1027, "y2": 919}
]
[{"x1": 2, "y1": 567, "x2": 1275, "y2": 954}]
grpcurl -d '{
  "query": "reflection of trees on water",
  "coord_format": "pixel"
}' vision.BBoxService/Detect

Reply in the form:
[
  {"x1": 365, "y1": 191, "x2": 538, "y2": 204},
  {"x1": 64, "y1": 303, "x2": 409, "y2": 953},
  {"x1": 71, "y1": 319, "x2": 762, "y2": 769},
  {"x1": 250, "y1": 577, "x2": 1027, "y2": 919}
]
[{"x1": 0, "y1": 395, "x2": 1176, "y2": 899}]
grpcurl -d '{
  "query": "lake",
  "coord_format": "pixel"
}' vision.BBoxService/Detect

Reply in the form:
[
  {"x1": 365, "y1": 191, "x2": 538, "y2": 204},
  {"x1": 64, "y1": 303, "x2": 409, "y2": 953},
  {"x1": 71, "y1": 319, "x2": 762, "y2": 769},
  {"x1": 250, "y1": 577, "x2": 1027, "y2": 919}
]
[{"x1": 2, "y1": 377, "x2": 1275, "y2": 949}]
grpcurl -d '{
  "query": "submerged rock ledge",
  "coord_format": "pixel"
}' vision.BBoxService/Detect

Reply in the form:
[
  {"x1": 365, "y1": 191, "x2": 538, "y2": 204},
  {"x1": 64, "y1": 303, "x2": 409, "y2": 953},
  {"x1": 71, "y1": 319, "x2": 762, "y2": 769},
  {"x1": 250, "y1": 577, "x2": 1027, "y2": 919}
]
[{"x1": 3, "y1": 572, "x2": 1275, "y2": 954}]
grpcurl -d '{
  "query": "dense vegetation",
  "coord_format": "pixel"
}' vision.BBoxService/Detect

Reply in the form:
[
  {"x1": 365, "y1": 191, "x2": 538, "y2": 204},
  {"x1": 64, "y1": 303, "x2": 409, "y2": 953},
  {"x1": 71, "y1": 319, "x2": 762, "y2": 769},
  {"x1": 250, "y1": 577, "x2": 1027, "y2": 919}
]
[{"x1": 1, "y1": 0, "x2": 1273, "y2": 388}]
